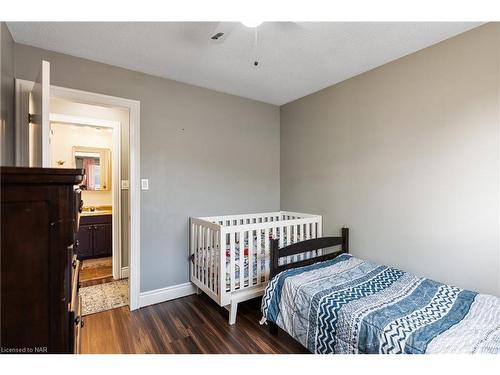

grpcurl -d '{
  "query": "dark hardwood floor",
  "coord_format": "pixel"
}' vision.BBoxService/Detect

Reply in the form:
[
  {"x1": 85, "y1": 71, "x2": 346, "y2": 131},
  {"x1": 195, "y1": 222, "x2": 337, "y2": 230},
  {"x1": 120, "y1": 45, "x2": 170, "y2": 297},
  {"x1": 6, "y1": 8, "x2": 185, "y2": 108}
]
[
  {"x1": 81, "y1": 293, "x2": 308, "y2": 354},
  {"x1": 79, "y1": 257, "x2": 113, "y2": 287}
]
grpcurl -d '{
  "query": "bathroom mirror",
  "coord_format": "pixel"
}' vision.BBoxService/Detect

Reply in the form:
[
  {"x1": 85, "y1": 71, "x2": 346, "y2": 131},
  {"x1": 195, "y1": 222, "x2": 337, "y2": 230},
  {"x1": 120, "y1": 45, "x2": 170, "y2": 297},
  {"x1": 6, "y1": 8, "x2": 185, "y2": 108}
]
[{"x1": 72, "y1": 146, "x2": 111, "y2": 191}]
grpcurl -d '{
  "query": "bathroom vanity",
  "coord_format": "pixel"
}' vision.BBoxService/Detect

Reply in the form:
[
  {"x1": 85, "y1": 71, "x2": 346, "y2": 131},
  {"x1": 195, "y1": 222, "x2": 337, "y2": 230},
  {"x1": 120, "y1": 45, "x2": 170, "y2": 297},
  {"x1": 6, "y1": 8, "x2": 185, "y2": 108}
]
[{"x1": 76, "y1": 209, "x2": 112, "y2": 259}]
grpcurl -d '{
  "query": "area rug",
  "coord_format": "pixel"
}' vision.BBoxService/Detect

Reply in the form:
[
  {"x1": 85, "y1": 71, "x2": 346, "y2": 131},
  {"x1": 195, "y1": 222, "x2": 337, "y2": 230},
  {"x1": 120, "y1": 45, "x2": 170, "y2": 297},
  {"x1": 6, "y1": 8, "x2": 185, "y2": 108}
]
[{"x1": 80, "y1": 279, "x2": 129, "y2": 316}]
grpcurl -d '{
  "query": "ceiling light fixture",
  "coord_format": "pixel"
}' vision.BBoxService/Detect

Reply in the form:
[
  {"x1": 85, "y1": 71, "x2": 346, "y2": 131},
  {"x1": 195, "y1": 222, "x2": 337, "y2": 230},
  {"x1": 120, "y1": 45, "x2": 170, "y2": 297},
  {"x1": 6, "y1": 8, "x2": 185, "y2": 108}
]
[{"x1": 241, "y1": 21, "x2": 263, "y2": 28}]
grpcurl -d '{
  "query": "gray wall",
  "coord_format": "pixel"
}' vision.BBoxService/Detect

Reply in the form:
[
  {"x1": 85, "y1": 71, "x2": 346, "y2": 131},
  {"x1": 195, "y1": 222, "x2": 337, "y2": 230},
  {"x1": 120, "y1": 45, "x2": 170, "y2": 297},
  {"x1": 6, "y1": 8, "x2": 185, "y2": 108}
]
[
  {"x1": 280, "y1": 23, "x2": 500, "y2": 296},
  {"x1": 13, "y1": 42, "x2": 280, "y2": 292},
  {"x1": 1, "y1": 22, "x2": 15, "y2": 166}
]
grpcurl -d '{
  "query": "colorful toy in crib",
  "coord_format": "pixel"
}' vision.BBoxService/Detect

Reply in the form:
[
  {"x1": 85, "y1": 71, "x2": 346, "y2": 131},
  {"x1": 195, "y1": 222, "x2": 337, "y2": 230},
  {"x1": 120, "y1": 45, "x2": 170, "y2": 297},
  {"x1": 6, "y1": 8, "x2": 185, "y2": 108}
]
[{"x1": 225, "y1": 232, "x2": 276, "y2": 257}]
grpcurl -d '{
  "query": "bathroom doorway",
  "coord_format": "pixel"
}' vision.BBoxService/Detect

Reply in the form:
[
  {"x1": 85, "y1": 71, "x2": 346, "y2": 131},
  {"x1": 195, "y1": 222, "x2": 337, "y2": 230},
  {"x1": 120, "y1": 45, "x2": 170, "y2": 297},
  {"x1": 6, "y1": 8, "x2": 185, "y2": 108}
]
[
  {"x1": 15, "y1": 75, "x2": 141, "y2": 311},
  {"x1": 48, "y1": 99, "x2": 129, "y2": 315}
]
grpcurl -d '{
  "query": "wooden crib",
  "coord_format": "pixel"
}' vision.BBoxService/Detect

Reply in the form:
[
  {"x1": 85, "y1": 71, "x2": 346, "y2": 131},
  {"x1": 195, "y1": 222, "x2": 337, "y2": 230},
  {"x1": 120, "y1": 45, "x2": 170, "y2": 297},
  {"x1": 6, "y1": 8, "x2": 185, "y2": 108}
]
[{"x1": 190, "y1": 211, "x2": 322, "y2": 324}]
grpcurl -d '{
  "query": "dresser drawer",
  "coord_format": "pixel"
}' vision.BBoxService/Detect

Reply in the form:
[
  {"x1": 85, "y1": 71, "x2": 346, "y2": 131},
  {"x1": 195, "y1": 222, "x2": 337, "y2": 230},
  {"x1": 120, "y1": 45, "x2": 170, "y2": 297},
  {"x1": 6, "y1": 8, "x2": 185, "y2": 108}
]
[
  {"x1": 70, "y1": 256, "x2": 80, "y2": 312},
  {"x1": 74, "y1": 295, "x2": 83, "y2": 354}
]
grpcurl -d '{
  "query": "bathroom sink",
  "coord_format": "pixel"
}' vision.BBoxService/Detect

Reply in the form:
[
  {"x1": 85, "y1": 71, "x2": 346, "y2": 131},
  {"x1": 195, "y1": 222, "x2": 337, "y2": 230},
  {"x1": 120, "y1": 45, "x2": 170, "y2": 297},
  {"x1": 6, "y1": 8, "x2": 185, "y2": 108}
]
[{"x1": 81, "y1": 206, "x2": 112, "y2": 216}]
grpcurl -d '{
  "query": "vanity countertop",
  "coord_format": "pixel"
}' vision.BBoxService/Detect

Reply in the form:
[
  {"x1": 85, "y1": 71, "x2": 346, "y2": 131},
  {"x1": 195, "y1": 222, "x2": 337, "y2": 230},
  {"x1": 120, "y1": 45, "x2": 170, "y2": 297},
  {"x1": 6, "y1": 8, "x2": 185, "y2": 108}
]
[{"x1": 81, "y1": 205, "x2": 112, "y2": 217}]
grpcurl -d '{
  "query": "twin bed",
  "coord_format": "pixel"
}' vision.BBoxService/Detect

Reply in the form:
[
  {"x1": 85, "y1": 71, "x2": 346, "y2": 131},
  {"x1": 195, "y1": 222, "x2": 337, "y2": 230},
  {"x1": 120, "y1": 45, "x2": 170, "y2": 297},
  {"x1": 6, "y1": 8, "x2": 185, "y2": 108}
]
[
  {"x1": 260, "y1": 228, "x2": 500, "y2": 354},
  {"x1": 190, "y1": 213, "x2": 500, "y2": 353}
]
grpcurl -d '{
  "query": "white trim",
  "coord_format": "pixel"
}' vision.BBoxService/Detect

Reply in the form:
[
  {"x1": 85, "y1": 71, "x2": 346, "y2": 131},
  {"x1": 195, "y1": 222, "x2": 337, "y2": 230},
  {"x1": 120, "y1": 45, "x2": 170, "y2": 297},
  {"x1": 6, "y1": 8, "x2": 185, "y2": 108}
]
[
  {"x1": 15, "y1": 79, "x2": 34, "y2": 166},
  {"x1": 50, "y1": 113, "x2": 119, "y2": 129},
  {"x1": 138, "y1": 282, "x2": 197, "y2": 308},
  {"x1": 121, "y1": 267, "x2": 129, "y2": 278},
  {"x1": 50, "y1": 85, "x2": 141, "y2": 311},
  {"x1": 41, "y1": 61, "x2": 50, "y2": 167},
  {"x1": 50, "y1": 113, "x2": 122, "y2": 281}
]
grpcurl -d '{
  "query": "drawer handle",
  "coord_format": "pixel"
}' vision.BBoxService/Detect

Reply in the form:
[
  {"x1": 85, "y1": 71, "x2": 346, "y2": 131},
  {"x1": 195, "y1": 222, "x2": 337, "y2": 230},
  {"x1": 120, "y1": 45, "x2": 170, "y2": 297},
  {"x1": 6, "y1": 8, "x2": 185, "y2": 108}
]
[
  {"x1": 75, "y1": 317, "x2": 84, "y2": 327},
  {"x1": 78, "y1": 199, "x2": 83, "y2": 213},
  {"x1": 72, "y1": 259, "x2": 77, "y2": 269}
]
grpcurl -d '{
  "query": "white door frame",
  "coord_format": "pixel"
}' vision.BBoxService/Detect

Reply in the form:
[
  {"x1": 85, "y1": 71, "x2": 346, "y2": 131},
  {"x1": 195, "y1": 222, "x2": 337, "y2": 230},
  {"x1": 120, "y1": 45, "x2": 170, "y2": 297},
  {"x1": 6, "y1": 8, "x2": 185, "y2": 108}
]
[
  {"x1": 50, "y1": 113, "x2": 122, "y2": 281},
  {"x1": 16, "y1": 81, "x2": 141, "y2": 310},
  {"x1": 40, "y1": 61, "x2": 51, "y2": 167},
  {"x1": 15, "y1": 79, "x2": 34, "y2": 166}
]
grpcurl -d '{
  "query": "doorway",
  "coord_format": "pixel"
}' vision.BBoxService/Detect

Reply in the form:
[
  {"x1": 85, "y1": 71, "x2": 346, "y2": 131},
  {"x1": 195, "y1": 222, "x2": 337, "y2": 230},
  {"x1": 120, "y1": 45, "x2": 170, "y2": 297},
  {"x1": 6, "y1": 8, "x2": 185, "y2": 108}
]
[
  {"x1": 49, "y1": 112, "x2": 122, "y2": 276},
  {"x1": 15, "y1": 64, "x2": 141, "y2": 311}
]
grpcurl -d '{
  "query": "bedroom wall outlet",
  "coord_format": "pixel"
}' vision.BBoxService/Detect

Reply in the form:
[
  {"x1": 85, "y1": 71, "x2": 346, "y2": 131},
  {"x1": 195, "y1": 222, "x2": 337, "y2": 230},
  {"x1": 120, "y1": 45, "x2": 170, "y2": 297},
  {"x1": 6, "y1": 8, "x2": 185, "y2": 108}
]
[
  {"x1": 121, "y1": 180, "x2": 129, "y2": 190},
  {"x1": 141, "y1": 179, "x2": 149, "y2": 190}
]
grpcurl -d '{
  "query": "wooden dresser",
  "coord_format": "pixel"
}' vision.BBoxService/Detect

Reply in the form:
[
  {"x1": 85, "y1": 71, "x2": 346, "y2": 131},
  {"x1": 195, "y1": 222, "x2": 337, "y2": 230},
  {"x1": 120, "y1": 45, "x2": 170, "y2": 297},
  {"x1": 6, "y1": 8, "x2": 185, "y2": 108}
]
[{"x1": 1, "y1": 167, "x2": 84, "y2": 354}]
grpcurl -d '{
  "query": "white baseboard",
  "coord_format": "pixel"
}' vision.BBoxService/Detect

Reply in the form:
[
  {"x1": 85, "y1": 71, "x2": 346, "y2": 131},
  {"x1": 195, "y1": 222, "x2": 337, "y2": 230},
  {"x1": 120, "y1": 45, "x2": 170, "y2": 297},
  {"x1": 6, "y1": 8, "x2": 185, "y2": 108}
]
[
  {"x1": 121, "y1": 267, "x2": 129, "y2": 278},
  {"x1": 138, "y1": 282, "x2": 197, "y2": 308}
]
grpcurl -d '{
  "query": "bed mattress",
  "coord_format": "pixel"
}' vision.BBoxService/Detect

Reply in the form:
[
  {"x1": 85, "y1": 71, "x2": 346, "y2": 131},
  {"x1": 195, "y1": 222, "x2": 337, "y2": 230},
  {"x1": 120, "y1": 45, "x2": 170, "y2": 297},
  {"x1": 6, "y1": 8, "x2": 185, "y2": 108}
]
[{"x1": 261, "y1": 253, "x2": 500, "y2": 354}]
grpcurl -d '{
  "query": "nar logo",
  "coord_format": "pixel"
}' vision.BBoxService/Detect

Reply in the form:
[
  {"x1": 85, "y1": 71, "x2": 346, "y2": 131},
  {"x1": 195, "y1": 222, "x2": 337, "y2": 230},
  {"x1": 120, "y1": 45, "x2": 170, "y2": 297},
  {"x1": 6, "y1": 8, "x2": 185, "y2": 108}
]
[{"x1": 1, "y1": 346, "x2": 48, "y2": 353}]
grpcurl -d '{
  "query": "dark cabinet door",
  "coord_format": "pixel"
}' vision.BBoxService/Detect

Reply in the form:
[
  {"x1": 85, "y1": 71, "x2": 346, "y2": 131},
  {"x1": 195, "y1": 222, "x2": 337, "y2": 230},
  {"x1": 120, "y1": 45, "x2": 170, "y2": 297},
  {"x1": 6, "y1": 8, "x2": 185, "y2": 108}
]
[
  {"x1": 93, "y1": 223, "x2": 112, "y2": 257},
  {"x1": 76, "y1": 225, "x2": 93, "y2": 259}
]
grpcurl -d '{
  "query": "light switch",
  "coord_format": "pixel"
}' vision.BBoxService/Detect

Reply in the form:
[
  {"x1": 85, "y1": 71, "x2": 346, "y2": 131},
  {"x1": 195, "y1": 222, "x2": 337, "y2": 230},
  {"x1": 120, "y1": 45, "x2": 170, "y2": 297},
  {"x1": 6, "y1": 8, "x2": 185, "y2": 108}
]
[
  {"x1": 121, "y1": 180, "x2": 129, "y2": 190},
  {"x1": 141, "y1": 179, "x2": 149, "y2": 190}
]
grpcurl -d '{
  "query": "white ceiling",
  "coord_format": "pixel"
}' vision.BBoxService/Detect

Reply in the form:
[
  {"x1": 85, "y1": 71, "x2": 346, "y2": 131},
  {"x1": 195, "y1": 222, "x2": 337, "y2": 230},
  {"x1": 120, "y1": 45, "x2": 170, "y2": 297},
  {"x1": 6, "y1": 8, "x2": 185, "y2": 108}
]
[{"x1": 7, "y1": 22, "x2": 483, "y2": 105}]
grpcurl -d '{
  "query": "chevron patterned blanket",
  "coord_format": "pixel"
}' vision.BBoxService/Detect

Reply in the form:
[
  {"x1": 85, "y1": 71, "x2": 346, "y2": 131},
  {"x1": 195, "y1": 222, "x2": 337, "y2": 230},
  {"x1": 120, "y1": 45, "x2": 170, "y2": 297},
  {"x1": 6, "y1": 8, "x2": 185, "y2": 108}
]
[{"x1": 261, "y1": 254, "x2": 500, "y2": 354}]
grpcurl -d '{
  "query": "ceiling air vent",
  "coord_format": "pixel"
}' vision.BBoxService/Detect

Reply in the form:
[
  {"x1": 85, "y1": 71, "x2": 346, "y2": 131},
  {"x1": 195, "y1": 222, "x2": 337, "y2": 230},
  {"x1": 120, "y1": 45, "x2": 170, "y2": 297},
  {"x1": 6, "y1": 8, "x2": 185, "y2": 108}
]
[{"x1": 210, "y1": 32, "x2": 224, "y2": 40}]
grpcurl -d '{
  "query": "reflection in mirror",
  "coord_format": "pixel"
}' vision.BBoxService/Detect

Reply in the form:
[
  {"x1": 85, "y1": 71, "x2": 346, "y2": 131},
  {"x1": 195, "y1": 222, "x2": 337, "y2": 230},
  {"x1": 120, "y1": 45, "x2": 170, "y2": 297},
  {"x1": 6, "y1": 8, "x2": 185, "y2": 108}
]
[
  {"x1": 72, "y1": 146, "x2": 111, "y2": 191},
  {"x1": 75, "y1": 151, "x2": 102, "y2": 190}
]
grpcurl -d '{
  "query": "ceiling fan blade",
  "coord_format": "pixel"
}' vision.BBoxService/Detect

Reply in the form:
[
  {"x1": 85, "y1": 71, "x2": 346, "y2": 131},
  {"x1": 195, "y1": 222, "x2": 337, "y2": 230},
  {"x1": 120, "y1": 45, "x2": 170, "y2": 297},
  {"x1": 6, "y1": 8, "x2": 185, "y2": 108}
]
[{"x1": 209, "y1": 22, "x2": 239, "y2": 43}]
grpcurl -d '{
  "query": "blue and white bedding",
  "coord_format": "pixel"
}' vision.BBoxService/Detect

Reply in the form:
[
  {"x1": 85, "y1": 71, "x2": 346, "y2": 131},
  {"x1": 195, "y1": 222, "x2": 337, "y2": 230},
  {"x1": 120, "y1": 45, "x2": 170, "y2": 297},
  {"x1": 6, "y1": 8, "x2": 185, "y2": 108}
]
[{"x1": 261, "y1": 254, "x2": 500, "y2": 354}]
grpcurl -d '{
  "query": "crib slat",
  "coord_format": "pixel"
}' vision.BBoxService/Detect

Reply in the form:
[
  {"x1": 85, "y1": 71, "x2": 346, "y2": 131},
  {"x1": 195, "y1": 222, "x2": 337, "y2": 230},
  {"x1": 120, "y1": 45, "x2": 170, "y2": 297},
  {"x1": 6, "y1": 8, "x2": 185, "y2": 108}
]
[
  {"x1": 316, "y1": 220, "x2": 322, "y2": 256},
  {"x1": 305, "y1": 223, "x2": 311, "y2": 259},
  {"x1": 239, "y1": 230, "x2": 245, "y2": 289},
  {"x1": 197, "y1": 224, "x2": 202, "y2": 282},
  {"x1": 210, "y1": 229, "x2": 215, "y2": 292},
  {"x1": 311, "y1": 221, "x2": 317, "y2": 257},
  {"x1": 214, "y1": 230, "x2": 219, "y2": 294},
  {"x1": 264, "y1": 228, "x2": 270, "y2": 281},
  {"x1": 192, "y1": 223, "x2": 196, "y2": 279},
  {"x1": 198, "y1": 224, "x2": 203, "y2": 280},
  {"x1": 208, "y1": 228, "x2": 212, "y2": 291},
  {"x1": 256, "y1": 229, "x2": 262, "y2": 284},
  {"x1": 278, "y1": 225, "x2": 284, "y2": 248},
  {"x1": 248, "y1": 229, "x2": 254, "y2": 287},
  {"x1": 212, "y1": 230, "x2": 216, "y2": 293},
  {"x1": 190, "y1": 222, "x2": 194, "y2": 279},
  {"x1": 230, "y1": 232, "x2": 236, "y2": 292},
  {"x1": 193, "y1": 224, "x2": 198, "y2": 278},
  {"x1": 202, "y1": 227, "x2": 206, "y2": 287},
  {"x1": 201, "y1": 227, "x2": 205, "y2": 286},
  {"x1": 293, "y1": 223, "x2": 299, "y2": 262},
  {"x1": 207, "y1": 228, "x2": 211, "y2": 290},
  {"x1": 286, "y1": 224, "x2": 292, "y2": 264},
  {"x1": 219, "y1": 230, "x2": 226, "y2": 297}
]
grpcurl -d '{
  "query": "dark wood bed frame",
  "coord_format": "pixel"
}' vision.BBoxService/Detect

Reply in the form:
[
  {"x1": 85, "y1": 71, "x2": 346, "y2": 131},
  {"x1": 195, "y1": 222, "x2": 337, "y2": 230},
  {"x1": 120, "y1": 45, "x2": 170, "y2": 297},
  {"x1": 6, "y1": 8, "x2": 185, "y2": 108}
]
[{"x1": 267, "y1": 227, "x2": 349, "y2": 335}]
